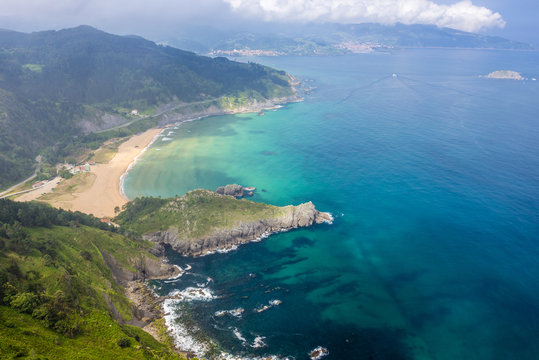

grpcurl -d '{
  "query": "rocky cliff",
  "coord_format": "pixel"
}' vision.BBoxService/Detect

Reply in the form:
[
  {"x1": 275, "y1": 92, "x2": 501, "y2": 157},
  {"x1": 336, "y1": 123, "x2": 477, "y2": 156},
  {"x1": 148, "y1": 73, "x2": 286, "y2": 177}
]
[{"x1": 143, "y1": 200, "x2": 333, "y2": 256}]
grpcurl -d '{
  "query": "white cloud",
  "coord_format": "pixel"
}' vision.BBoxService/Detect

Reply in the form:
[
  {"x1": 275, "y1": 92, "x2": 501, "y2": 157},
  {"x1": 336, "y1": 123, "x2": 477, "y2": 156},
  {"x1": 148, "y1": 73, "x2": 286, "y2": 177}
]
[
  {"x1": 0, "y1": 0, "x2": 505, "y2": 35},
  {"x1": 224, "y1": 0, "x2": 505, "y2": 32}
]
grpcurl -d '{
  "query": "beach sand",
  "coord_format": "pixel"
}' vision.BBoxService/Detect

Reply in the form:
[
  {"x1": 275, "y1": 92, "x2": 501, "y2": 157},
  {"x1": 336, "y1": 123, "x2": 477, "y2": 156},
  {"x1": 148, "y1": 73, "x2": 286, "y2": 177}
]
[{"x1": 33, "y1": 128, "x2": 162, "y2": 218}]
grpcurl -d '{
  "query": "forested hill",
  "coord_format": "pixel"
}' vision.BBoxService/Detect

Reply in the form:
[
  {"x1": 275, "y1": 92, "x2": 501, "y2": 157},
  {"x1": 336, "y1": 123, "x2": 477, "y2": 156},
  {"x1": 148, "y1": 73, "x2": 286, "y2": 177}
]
[{"x1": 0, "y1": 25, "x2": 294, "y2": 189}]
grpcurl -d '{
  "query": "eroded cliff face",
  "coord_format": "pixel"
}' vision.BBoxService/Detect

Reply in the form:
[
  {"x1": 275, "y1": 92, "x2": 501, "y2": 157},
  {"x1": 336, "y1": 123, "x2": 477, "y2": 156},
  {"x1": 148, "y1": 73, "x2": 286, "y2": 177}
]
[{"x1": 143, "y1": 201, "x2": 332, "y2": 256}]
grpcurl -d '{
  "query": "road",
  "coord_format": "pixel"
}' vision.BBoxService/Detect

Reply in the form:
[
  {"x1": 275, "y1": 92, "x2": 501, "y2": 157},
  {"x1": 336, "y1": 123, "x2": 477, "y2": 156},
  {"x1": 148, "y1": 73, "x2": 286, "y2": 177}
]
[
  {"x1": 0, "y1": 155, "x2": 42, "y2": 198},
  {"x1": 96, "y1": 99, "x2": 215, "y2": 134}
]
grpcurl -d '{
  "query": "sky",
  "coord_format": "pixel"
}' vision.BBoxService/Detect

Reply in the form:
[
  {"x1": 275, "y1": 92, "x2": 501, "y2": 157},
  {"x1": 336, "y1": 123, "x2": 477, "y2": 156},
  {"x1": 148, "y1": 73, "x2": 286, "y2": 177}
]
[{"x1": 0, "y1": 0, "x2": 537, "y2": 45}]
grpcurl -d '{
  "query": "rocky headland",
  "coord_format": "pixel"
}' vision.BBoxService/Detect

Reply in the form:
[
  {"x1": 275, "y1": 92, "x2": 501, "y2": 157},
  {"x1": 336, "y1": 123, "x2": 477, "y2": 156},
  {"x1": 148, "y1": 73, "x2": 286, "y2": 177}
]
[
  {"x1": 145, "y1": 200, "x2": 332, "y2": 256},
  {"x1": 115, "y1": 188, "x2": 333, "y2": 257}
]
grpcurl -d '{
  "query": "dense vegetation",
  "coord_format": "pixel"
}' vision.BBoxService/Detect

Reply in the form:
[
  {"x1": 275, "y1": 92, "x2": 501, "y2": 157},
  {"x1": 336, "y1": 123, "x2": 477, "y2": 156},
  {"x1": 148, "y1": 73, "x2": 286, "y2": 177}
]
[
  {"x1": 0, "y1": 25, "x2": 294, "y2": 189},
  {"x1": 0, "y1": 199, "x2": 185, "y2": 359},
  {"x1": 116, "y1": 189, "x2": 282, "y2": 240}
]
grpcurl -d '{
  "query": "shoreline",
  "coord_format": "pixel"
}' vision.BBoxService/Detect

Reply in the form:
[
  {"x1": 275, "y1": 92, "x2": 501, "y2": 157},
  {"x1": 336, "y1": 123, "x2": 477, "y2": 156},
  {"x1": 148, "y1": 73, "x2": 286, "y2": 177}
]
[
  {"x1": 22, "y1": 99, "x2": 298, "y2": 219},
  {"x1": 119, "y1": 114, "x2": 216, "y2": 201},
  {"x1": 28, "y1": 128, "x2": 163, "y2": 219},
  {"x1": 119, "y1": 127, "x2": 164, "y2": 200}
]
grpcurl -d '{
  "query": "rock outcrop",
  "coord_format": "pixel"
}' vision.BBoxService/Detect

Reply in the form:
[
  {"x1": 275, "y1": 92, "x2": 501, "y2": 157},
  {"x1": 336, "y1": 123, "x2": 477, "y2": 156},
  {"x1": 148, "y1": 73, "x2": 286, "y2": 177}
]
[
  {"x1": 216, "y1": 184, "x2": 245, "y2": 197},
  {"x1": 144, "y1": 201, "x2": 333, "y2": 256},
  {"x1": 101, "y1": 249, "x2": 180, "y2": 286},
  {"x1": 484, "y1": 70, "x2": 525, "y2": 80}
]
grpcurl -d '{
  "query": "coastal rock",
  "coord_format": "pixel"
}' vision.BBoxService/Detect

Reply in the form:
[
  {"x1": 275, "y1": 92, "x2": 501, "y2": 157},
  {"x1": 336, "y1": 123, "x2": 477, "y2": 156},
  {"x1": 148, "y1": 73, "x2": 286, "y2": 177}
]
[
  {"x1": 216, "y1": 184, "x2": 244, "y2": 198},
  {"x1": 101, "y1": 250, "x2": 180, "y2": 286},
  {"x1": 144, "y1": 200, "x2": 333, "y2": 257}
]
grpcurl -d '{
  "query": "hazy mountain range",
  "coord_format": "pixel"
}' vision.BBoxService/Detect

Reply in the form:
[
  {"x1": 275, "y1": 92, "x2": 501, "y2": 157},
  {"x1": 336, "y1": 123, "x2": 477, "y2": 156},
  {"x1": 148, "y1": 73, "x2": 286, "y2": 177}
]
[{"x1": 165, "y1": 22, "x2": 534, "y2": 56}]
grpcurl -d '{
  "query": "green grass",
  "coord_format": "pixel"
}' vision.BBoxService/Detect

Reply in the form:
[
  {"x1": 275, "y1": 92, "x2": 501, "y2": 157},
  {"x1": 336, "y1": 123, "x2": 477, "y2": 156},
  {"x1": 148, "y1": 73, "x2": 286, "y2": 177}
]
[
  {"x1": 90, "y1": 141, "x2": 122, "y2": 164},
  {"x1": 3, "y1": 225, "x2": 155, "y2": 320},
  {"x1": 0, "y1": 307, "x2": 184, "y2": 359}
]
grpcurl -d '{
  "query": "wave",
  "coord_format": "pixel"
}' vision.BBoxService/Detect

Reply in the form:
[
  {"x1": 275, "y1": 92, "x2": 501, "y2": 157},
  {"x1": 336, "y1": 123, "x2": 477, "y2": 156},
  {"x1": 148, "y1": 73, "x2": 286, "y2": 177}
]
[
  {"x1": 168, "y1": 287, "x2": 216, "y2": 302},
  {"x1": 163, "y1": 299, "x2": 209, "y2": 356},
  {"x1": 255, "y1": 299, "x2": 282, "y2": 313},
  {"x1": 215, "y1": 308, "x2": 245, "y2": 318}
]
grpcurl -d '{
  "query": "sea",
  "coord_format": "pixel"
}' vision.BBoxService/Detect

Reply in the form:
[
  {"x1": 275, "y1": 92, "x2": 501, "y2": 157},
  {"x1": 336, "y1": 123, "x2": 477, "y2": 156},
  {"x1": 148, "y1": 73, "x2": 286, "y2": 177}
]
[{"x1": 123, "y1": 49, "x2": 539, "y2": 360}]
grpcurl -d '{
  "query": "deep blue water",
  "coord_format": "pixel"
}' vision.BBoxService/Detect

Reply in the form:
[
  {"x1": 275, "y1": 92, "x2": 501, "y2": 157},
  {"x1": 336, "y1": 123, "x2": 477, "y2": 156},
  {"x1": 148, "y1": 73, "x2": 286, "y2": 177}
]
[{"x1": 126, "y1": 49, "x2": 539, "y2": 359}]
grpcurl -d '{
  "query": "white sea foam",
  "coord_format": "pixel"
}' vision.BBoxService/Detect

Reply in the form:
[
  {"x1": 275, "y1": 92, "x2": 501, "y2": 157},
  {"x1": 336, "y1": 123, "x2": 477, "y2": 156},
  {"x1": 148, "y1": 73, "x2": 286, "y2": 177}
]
[
  {"x1": 323, "y1": 213, "x2": 334, "y2": 224},
  {"x1": 216, "y1": 354, "x2": 287, "y2": 360},
  {"x1": 215, "y1": 308, "x2": 244, "y2": 318},
  {"x1": 215, "y1": 244, "x2": 239, "y2": 253},
  {"x1": 255, "y1": 299, "x2": 282, "y2": 313},
  {"x1": 162, "y1": 137, "x2": 173, "y2": 141},
  {"x1": 163, "y1": 265, "x2": 184, "y2": 283},
  {"x1": 168, "y1": 287, "x2": 215, "y2": 302},
  {"x1": 200, "y1": 244, "x2": 239, "y2": 257},
  {"x1": 163, "y1": 299, "x2": 208, "y2": 357},
  {"x1": 232, "y1": 327, "x2": 247, "y2": 344},
  {"x1": 251, "y1": 336, "x2": 266, "y2": 348}
]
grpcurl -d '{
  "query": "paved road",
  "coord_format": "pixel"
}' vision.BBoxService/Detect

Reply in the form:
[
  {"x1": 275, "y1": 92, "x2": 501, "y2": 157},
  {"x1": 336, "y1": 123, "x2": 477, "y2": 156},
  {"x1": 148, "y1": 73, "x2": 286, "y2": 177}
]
[
  {"x1": 96, "y1": 99, "x2": 215, "y2": 134},
  {"x1": 0, "y1": 155, "x2": 42, "y2": 198}
]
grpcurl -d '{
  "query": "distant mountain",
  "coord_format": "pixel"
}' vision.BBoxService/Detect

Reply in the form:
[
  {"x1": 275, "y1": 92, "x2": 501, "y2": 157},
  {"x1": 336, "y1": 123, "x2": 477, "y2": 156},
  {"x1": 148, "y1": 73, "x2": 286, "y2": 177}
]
[
  {"x1": 165, "y1": 23, "x2": 533, "y2": 56},
  {"x1": 0, "y1": 26, "x2": 294, "y2": 189}
]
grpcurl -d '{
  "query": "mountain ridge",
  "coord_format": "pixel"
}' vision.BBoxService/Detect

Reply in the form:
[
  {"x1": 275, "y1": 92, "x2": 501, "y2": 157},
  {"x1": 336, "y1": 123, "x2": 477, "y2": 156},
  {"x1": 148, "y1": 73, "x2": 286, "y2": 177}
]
[{"x1": 0, "y1": 25, "x2": 295, "y2": 189}]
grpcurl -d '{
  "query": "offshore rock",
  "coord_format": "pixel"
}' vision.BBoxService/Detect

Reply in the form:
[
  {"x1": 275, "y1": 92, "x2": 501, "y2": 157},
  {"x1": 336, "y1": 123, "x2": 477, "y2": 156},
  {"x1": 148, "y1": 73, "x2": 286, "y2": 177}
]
[
  {"x1": 144, "y1": 201, "x2": 333, "y2": 257},
  {"x1": 216, "y1": 184, "x2": 244, "y2": 198}
]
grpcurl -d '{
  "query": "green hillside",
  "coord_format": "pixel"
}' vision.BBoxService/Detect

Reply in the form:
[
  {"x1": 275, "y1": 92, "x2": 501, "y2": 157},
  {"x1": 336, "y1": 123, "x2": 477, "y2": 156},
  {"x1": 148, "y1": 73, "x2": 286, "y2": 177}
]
[
  {"x1": 0, "y1": 199, "x2": 185, "y2": 359},
  {"x1": 0, "y1": 25, "x2": 294, "y2": 189}
]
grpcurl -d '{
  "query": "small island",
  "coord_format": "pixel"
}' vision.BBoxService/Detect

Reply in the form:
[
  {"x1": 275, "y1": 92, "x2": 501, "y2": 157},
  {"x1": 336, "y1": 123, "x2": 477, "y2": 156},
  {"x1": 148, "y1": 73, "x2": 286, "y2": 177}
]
[{"x1": 484, "y1": 70, "x2": 525, "y2": 80}]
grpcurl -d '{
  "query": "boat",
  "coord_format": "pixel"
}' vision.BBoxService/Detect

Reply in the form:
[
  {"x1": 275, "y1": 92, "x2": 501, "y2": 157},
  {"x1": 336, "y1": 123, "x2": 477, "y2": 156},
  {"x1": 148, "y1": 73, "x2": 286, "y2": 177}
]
[{"x1": 243, "y1": 187, "x2": 256, "y2": 192}]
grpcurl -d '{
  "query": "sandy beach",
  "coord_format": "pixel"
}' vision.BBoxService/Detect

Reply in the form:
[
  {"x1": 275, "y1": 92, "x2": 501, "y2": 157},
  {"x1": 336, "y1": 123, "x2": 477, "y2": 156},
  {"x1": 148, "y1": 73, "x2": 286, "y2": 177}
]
[{"x1": 29, "y1": 128, "x2": 162, "y2": 218}]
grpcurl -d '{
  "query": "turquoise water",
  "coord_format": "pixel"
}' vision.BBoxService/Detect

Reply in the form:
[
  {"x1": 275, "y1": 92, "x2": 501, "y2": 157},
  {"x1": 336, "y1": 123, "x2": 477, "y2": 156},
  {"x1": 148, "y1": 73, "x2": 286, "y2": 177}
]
[{"x1": 125, "y1": 50, "x2": 539, "y2": 359}]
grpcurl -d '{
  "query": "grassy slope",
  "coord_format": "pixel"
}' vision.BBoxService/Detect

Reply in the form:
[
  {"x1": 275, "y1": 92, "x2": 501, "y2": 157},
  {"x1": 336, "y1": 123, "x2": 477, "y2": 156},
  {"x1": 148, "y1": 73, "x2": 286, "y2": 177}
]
[
  {"x1": 0, "y1": 203, "x2": 186, "y2": 359},
  {"x1": 116, "y1": 189, "x2": 284, "y2": 240},
  {"x1": 0, "y1": 307, "x2": 179, "y2": 360}
]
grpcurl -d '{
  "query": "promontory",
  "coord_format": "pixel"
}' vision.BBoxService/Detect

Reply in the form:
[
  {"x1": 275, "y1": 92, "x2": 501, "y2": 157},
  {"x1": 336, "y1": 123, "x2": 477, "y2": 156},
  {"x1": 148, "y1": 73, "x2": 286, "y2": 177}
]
[{"x1": 115, "y1": 188, "x2": 333, "y2": 256}]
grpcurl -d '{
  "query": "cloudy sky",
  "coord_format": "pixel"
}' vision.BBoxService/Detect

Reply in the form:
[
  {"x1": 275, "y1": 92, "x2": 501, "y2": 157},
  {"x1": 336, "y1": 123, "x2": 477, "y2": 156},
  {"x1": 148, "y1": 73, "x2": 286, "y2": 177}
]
[{"x1": 0, "y1": 0, "x2": 536, "y2": 45}]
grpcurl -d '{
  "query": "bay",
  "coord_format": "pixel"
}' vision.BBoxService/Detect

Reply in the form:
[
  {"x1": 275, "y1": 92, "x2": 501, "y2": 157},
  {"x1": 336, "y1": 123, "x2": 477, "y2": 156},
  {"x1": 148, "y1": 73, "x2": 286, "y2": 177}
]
[{"x1": 124, "y1": 49, "x2": 539, "y2": 359}]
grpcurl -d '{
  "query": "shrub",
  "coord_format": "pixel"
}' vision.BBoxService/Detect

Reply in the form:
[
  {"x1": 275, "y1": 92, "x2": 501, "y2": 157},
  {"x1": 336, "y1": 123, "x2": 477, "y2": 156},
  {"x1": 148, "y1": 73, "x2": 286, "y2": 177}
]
[
  {"x1": 54, "y1": 316, "x2": 82, "y2": 338},
  {"x1": 79, "y1": 250, "x2": 92, "y2": 261},
  {"x1": 117, "y1": 337, "x2": 131, "y2": 348},
  {"x1": 10, "y1": 292, "x2": 39, "y2": 313}
]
